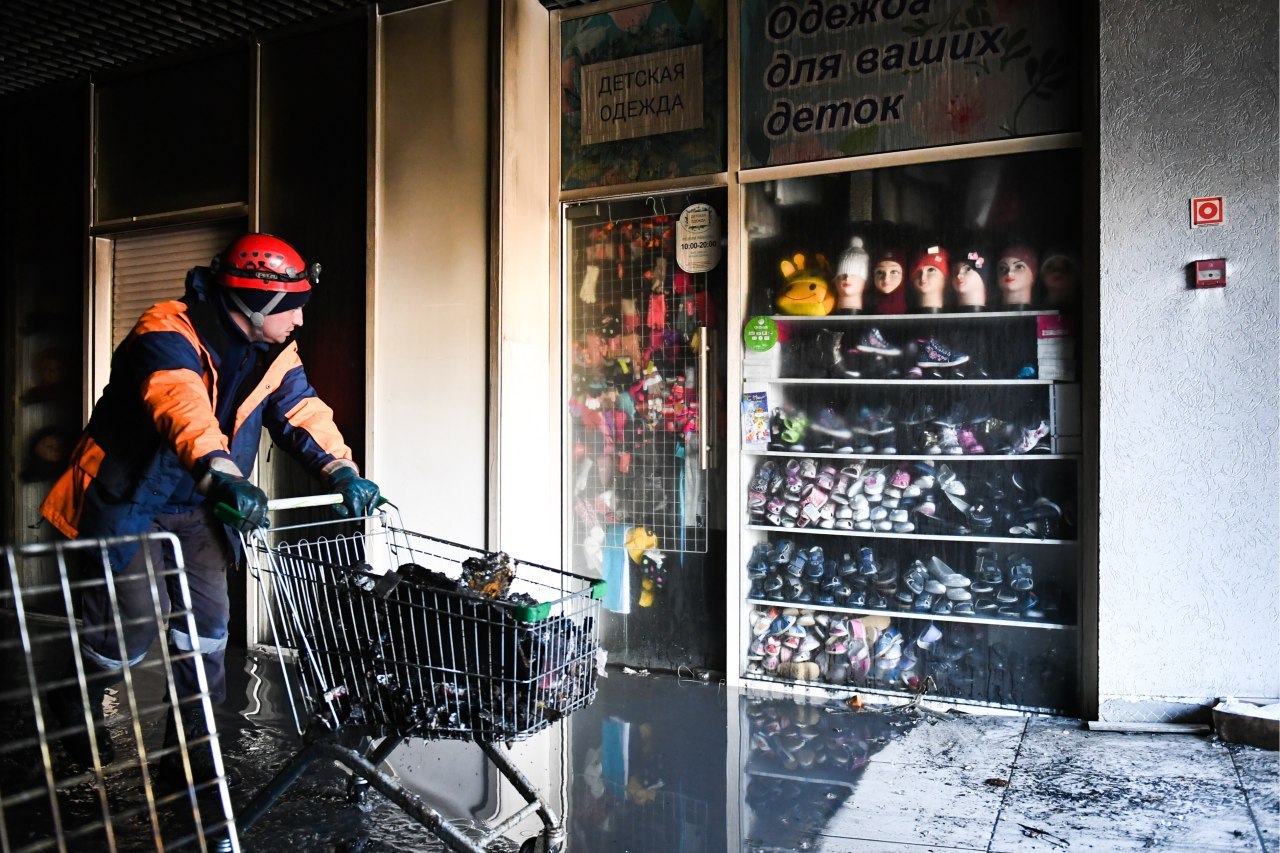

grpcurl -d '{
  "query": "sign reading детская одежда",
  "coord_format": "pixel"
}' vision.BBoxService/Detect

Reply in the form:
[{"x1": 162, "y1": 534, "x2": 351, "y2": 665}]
[
  {"x1": 739, "y1": 0, "x2": 1081, "y2": 167},
  {"x1": 581, "y1": 44, "x2": 704, "y2": 146}
]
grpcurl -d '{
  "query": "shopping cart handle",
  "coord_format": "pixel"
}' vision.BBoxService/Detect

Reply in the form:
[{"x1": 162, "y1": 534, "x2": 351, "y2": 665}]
[
  {"x1": 213, "y1": 494, "x2": 344, "y2": 526},
  {"x1": 265, "y1": 494, "x2": 345, "y2": 511}
]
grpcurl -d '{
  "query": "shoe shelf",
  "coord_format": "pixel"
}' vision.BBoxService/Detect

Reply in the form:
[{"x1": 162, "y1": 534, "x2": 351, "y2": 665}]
[
  {"x1": 745, "y1": 766, "x2": 858, "y2": 791},
  {"x1": 744, "y1": 449, "x2": 1079, "y2": 461},
  {"x1": 744, "y1": 524, "x2": 1074, "y2": 547},
  {"x1": 765, "y1": 309, "x2": 1063, "y2": 323},
  {"x1": 742, "y1": 673, "x2": 1065, "y2": 717},
  {"x1": 744, "y1": 594, "x2": 1076, "y2": 631},
  {"x1": 764, "y1": 377, "x2": 1058, "y2": 386},
  {"x1": 736, "y1": 148, "x2": 1084, "y2": 715}
]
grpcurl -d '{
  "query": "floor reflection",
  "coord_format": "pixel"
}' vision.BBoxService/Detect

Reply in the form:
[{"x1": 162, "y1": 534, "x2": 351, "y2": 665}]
[{"x1": 5, "y1": 647, "x2": 1272, "y2": 852}]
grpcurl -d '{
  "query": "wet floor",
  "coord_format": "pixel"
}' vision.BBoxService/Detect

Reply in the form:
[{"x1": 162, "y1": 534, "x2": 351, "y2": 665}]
[{"x1": 5, "y1": 648, "x2": 1277, "y2": 851}]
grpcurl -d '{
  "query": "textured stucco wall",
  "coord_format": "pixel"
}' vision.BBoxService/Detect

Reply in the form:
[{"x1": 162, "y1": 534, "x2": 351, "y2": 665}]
[{"x1": 1098, "y1": 0, "x2": 1279, "y2": 714}]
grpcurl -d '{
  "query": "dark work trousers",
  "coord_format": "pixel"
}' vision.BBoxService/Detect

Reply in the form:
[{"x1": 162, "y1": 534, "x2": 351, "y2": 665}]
[{"x1": 78, "y1": 505, "x2": 233, "y2": 705}]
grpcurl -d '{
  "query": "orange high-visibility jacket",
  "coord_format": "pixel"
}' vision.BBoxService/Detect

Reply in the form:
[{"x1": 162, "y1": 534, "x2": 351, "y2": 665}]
[{"x1": 41, "y1": 267, "x2": 354, "y2": 572}]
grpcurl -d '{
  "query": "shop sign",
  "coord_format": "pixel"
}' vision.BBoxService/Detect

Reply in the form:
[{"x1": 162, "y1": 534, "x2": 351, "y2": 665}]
[
  {"x1": 676, "y1": 202, "x2": 721, "y2": 273},
  {"x1": 581, "y1": 45, "x2": 704, "y2": 146},
  {"x1": 739, "y1": 0, "x2": 1082, "y2": 167},
  {"x1": 560, "y1": 1, "x2": 727, "y2": 191}
]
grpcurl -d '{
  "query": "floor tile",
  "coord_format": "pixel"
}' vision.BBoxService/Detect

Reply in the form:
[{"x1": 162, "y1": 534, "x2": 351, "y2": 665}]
[
  {"x1": 1229, "y1": 745, "x2": 1279, "y2": 852},
  {"x1": 817, "y1": 757, "x2": 1005, "y2": 850},
  {"x1": 1017, "y1": 719, "x2": 1239, "y2": 780},
  {"x1": 991, "y1": 765, "x2": 1262, "y2": 851},
  {"x1": 868, "y1": 712, "x2": 1026, "y2": 772}
]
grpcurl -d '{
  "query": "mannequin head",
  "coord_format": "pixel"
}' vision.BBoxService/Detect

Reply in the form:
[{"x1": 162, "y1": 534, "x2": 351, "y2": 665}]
[
  {"x1": 997, "y1": 244, "x2": 1038, "y2": 307},
  {"x1": 951, "y1": 250, "x2": 988, "y2": 309},
  {"x1": 1040, "y1": 252, "x2": 1079, "y2": 309},
  {"x1": 911, "y1": 246, "x2": 949, "y2": 311},
  {"x1": 871, "y1": 249, "x2": 907, "y2": 314},
  {"x1": 834, "y1": 236, "x2": 870, "y2": 313}
]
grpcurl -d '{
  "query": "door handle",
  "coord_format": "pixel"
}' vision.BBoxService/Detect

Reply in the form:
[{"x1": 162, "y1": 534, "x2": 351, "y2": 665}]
[{"x1": 697, "y1": 327, "x2": 714, "y2": 470}]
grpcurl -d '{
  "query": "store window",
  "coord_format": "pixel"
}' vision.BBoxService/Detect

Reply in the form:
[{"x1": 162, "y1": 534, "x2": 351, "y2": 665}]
[{"x1": 737, "y1": 148, "x2": 1084, "y2": 714}]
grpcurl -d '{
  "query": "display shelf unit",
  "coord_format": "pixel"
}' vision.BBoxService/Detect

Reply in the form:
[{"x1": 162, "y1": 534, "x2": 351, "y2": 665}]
[
  {"x1": 746, "y1": 450, "x2": 1079, "y2": 461},
  {"x1": 744, "y1": 525, "x2": 1075, "y2": 547},
  {"x1": 736, "y1": 146, "x2": 1085, "y2": 715}
]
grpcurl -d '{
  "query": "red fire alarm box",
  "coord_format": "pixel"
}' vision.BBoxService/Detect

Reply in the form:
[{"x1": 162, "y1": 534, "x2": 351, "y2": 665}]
[{"x1": 1190, "y1": 258, "x2": 1227, "y2": 288}]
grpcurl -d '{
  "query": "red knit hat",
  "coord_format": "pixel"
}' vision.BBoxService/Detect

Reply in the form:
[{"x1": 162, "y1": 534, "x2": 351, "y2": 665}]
[{"x1": 911, "y1": 246, "x2": 950, "y2": 279}]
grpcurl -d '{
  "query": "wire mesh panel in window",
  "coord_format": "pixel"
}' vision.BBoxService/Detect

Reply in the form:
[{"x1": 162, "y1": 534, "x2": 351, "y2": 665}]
[
  {"x1": 568, "y1": 211, "x2": 711, "y2": 557},
  {"x1": 111, "y1": 223, "x2": 240, "y2": 348}
]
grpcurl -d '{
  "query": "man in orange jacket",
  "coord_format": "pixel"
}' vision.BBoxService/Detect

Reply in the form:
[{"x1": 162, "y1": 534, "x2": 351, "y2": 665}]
[{"x1": 41, "y1": 232, "x2": 379, "y2": 783}]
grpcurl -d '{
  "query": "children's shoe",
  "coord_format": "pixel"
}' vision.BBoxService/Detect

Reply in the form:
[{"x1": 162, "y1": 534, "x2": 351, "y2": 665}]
[
  {"x1": 811, "y1": 408, "x2": 853, "y2": 441},
  {"x1": 937, "y1": 425, "x2": 963, "y2": 455},
  {"x1": 855, "y1": 327, "x2": 902, "y2": 356},
  {"x1": 1007, "y1": 420, "x2": 1051, "y2": 454},
  {"x1": 957, "y1": 428, "x2": 985, "y2": 454},
  {"x1": 916, "y1": 337, "x2": 970, "y2": 368}
]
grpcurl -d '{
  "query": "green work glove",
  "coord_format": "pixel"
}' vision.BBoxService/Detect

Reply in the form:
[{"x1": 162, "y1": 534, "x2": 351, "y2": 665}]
[
  {"x1": 207, "y1": 470, "x2": 269, "y2": 532},
  {"x1": 329, "y1": 467, "x2": 381, "y2": 518}
]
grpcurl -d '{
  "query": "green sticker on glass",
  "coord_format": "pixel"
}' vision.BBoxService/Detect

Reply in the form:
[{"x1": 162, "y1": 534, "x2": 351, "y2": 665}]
[{"x1": 743, "y1": 316, "x2": 778, "y2": 352}]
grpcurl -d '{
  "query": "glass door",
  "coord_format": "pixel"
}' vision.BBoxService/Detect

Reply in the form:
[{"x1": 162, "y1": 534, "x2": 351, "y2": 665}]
[{"x1": 563, "y1": 188, "x2": 728, "y2": 672}]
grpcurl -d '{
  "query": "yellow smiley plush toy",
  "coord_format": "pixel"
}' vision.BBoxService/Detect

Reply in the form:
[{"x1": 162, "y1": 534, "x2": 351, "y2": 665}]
[{"x1": 776, "y1": 252, "x2": 835, "y2": 316}]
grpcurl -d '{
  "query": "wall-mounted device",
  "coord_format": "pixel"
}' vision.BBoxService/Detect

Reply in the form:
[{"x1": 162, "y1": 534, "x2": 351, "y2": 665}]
[{"x1": 1189, "y1": 258, "x2": 1227, "y2": 289}]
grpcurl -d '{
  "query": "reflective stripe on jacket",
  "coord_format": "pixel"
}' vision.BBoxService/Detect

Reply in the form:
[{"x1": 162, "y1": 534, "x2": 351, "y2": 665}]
[{"x1": 41, "y1": 269, "x2": 353, "y2": 572}]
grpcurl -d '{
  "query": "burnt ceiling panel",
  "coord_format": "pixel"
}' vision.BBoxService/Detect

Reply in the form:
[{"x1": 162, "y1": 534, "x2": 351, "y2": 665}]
[{"x1": 0, "y1": 0, "x2": 373, "y2": 99}]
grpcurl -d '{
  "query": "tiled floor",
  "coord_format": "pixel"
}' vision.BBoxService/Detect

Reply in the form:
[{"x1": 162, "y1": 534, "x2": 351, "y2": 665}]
[
  {"x1": 7, "y1": 652, "x2": 1277, "y2": 851},
  {"x1": 561, "y1": 671, "x2": 1278, "y2": 853}
]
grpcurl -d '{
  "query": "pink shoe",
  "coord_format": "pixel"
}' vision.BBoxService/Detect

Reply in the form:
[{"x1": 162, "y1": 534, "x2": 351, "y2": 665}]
[{"x1": 957, "y1": 428, "x2": 985, "y2": 454}]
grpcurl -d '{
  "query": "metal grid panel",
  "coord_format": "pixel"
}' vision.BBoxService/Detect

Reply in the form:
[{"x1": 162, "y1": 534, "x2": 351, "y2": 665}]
[
  {"x1": 0, "y1": 0, "x2": 373, "y2": 98},
  {"x1": 0, "y1": 534, "x2": 238, "y2": 851},
  {"x1": 569, "y1": 210, "x2": 711, "y2": 557}
]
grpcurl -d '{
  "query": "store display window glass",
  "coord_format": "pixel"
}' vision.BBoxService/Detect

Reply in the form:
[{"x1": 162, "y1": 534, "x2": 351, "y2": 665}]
[{"x1": 738, "y1": 148, "x2": 1083, "y2": 713}]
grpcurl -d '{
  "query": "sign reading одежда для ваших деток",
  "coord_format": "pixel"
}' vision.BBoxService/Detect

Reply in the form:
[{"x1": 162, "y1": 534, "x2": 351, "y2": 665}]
[{"x1": 739, "y1": 0, "x2": 1082, "y2": 167}]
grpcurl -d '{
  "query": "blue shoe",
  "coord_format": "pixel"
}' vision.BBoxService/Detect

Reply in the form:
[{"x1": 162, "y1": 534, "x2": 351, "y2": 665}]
[
  {"x1": 873, "y1": 626, "x2": 902, "y2": 658},
  {"x1": 916, "y1": 337, "x2": 970, "y2": 368},
  {"x1": 856, "y1": 327, "x2": 902, "y2": 356}
]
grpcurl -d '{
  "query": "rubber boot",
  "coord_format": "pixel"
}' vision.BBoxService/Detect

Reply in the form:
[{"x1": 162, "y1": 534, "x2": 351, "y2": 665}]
[
  {"x1": 46, "y1": 658, "x2": 117, "y2": 768},
  {"x1": 821, "y1": 329, "x2": 861, "y2": 379},
  {"x1": 159, "y1": 699, "x2": 237, "y2": 791}
]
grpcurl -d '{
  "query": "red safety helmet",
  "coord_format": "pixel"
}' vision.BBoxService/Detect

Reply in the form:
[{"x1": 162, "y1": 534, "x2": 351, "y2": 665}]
[{"x1": 212, "y1": 233, "x2": 319, "y2": 330}]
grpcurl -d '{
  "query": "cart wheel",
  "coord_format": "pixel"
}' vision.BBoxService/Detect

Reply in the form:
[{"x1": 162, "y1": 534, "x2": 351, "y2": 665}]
[
  {"x1": 346, "y1": 775, "x2": 370, "y2": 807},
  {"x1": 518, "y1": 838, "x2": 564, "y2": 853}
]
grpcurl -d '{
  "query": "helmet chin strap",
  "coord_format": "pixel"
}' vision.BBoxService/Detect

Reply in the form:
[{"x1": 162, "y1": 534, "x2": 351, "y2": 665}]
[{"x1": 228, "y1": 291, "x2": 287, "y2": 342}]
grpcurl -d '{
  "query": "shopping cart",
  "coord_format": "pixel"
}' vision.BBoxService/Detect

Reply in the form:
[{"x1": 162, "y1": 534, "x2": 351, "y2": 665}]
[
  {"x1": 235, "y1": 497, "x2": 604, "y2": 853},
  {"x1": 0, "y1": 532, "x2": 239, "y2": 852}
]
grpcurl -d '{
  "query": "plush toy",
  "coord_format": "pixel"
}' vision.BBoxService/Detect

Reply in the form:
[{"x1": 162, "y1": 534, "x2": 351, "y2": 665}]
[{"x1": 775, "y1": 252, "x2": 835, "y2": 316}]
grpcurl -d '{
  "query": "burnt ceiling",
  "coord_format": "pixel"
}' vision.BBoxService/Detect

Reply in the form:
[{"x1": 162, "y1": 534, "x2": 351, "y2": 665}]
[
  {"x1": 0, "y1": 0, "x2": 373, "y2": 99},
  {"x1": 0, "y1": 0, "x2": 612, "y2": 101}
]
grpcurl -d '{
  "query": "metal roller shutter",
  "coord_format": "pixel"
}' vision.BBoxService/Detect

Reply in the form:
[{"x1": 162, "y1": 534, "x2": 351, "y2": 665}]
[{"x1": 111, "y1": 224, "x2": 239, "y2": 348}]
